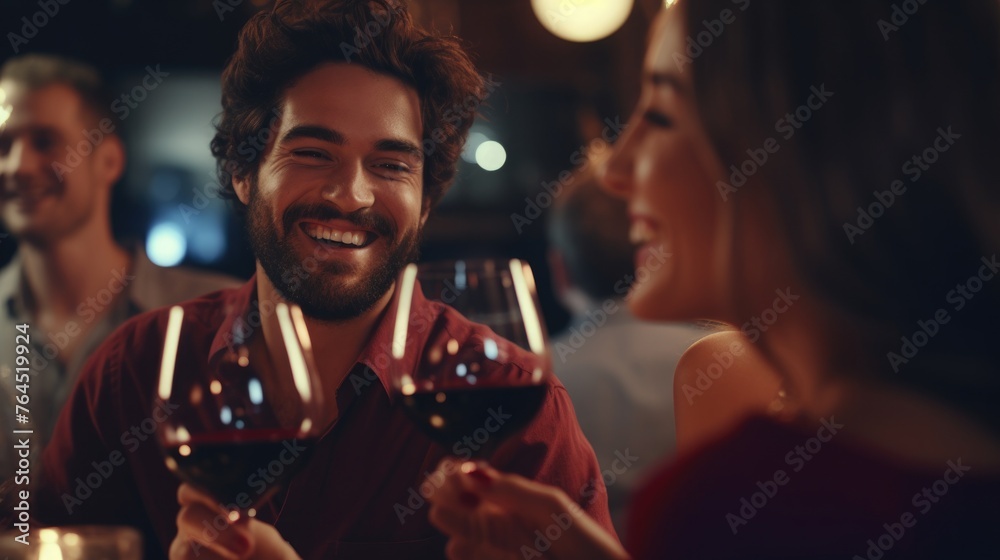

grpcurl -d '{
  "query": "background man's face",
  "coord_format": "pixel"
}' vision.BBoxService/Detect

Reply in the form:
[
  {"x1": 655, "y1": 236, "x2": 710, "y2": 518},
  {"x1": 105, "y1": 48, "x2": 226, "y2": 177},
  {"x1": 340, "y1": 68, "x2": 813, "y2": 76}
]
[
  {"x1": 0, "y1": 82, "x2": 106, "y2": 245},
  {"x1": 236, "y1": 63, "x2": 427, "y2": 321}
]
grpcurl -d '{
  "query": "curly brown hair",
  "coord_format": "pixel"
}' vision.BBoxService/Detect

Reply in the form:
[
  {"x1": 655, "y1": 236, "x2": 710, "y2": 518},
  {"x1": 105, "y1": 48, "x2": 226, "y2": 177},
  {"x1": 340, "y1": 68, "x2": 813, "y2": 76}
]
[{"x1": 210, "y1": 0, "x2": 486, "y2": 210}]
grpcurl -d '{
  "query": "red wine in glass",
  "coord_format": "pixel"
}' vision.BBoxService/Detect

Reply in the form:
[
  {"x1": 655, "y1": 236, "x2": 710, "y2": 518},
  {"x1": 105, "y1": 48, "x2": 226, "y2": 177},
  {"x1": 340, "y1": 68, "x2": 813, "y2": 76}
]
[
  {"x1": 163, "y1": 429, "x2": 318, "y2": 510},
  {"x1": 155, "y1": 303, "x2": 324, "y2": 519},
  {"x1": 401, "y1": 386, "x2": 548, "y2": 459},
  {"x1": 390, "y1": 259, "x2": 553, "y2": 460}
]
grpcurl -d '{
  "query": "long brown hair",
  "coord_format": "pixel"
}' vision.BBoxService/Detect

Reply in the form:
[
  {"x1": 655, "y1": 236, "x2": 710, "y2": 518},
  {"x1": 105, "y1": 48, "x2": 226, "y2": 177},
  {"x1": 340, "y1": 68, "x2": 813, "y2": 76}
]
[{"x1": 682, "y1": 0, "x2": 1000, "y2": 432}]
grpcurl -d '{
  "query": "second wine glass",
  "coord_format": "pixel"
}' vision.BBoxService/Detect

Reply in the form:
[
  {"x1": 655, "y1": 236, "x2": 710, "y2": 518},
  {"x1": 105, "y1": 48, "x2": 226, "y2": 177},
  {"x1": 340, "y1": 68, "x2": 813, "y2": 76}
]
[{"x1": 388, "y1": 258, "x2": 552, "y2": 460}]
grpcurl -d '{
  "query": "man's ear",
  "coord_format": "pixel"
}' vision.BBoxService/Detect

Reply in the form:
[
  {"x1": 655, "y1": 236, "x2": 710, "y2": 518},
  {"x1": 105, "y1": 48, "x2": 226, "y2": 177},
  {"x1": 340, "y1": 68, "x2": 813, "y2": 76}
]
[
  {"x1": 418, "y1": 199, "x2": 431, "y2": 228},
  {"x1": 233, "y1": 175, "x2": 251, "y2": 205},
  {"x1": 96, "y1": 133, "x2": 125, "y2": 190}
]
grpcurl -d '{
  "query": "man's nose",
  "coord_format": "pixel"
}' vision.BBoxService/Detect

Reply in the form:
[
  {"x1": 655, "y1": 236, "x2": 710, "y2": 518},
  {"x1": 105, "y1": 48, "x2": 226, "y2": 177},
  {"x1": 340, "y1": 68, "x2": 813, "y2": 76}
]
[{"x1": 321, "y1": 161, "x2": 376, "y2": 214}]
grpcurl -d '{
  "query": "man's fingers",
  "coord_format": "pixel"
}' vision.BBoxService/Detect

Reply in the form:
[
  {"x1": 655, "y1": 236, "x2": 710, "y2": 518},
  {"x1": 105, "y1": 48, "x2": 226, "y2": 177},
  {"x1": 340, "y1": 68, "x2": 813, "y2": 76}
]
[
  {"x1": 430, "y1": 498, "x2": 540, "y2": 554},
  {"x1": 469, "y1": 464, "x2": 580, "y2": 526},
  {"x1": 176, "y1": 502, "x2": 253, "y2": 560},
  {"x1": 177, "y1": 483, "x2": 228, "y2": 515}
]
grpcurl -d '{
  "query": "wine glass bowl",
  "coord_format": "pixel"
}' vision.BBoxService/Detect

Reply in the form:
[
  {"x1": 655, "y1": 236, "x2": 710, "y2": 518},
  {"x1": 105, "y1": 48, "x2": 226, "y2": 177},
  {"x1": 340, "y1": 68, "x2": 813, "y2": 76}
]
[
  {"x1": 154, "y1": 303, "x2": 323, "y2": 519},
  {"x1": 390, "y1": 259, "x2": 552, "y2": 459}
]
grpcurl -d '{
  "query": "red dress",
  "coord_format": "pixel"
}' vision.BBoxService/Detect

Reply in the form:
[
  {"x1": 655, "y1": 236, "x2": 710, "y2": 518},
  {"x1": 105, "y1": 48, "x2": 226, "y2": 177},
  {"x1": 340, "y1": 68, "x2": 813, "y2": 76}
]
[{"x1": 627, "y1": 415, "x2": 1000, "y2": 559}]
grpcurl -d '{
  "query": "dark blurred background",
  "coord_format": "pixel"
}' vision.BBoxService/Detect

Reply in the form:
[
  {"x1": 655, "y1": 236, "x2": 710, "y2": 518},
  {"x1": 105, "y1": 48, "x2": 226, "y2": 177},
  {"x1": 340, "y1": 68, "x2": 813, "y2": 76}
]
[{"x1": 0, "y1": 0, "x2": 661, "y2": 333}]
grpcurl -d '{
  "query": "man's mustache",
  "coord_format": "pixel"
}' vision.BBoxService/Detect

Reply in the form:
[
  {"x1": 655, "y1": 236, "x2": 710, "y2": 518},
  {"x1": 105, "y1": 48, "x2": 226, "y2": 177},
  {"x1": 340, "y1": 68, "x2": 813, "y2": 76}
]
[{"x1": 0, "y1": 179, "x2": 59, "y2": 200}]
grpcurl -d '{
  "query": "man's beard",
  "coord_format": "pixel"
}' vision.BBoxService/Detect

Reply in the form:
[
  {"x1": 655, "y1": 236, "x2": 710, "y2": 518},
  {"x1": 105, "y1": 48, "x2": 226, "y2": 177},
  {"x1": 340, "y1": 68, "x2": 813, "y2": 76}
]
[{"x1": 245, "y1": 186, "x2": 421, "y2": 322}]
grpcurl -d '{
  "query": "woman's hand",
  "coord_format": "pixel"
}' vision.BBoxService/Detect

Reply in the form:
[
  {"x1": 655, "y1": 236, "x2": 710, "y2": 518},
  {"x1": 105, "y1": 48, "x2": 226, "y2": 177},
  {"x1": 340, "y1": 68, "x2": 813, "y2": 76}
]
[
  {"x1": 168, "y1": 484, "x2": 302, "y2": 560},
  {"x1": 427, "y1": 459, "x2": 630, "y2": 560}
]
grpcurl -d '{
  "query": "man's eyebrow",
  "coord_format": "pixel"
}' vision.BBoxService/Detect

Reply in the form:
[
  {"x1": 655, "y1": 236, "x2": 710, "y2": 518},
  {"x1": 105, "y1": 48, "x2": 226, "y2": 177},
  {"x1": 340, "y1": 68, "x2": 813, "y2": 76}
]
[
  {"x1": 375, "y1": 138, "x2": 424, "y2": 160},
  {"x1": 279, "y1": 125, "x2": 345, "y2": 145},
  {"x1": 647, "y1": 72, "x2": 686, "y2": 93}
]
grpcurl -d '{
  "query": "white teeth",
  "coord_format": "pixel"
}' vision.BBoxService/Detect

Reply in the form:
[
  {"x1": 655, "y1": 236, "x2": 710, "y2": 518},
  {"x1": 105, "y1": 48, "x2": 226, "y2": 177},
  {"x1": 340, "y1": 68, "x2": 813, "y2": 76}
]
[
  {"x1": 629, "y1": 222, "x2": 655, "y2": 244},
  {"x1": 304, "y1": 224, "x2": 368, "y2": 246}
]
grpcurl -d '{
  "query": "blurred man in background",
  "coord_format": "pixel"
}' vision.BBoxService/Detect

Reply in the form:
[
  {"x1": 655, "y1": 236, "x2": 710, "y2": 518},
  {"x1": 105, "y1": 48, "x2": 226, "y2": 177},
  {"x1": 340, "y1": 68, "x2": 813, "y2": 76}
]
[
  {"x1": 547, "y1": 166, "x2": 708, "y2": 532},
  {"x1": 0, "y1": 54, "x2": 238, "y2": 477}
]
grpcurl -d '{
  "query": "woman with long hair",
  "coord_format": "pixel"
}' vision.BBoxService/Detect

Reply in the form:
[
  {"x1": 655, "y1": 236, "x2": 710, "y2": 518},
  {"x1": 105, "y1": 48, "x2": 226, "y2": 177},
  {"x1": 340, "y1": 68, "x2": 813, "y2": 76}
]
[{"x1": 426, "y1": 0, "x2": 1000, "y2": 558}]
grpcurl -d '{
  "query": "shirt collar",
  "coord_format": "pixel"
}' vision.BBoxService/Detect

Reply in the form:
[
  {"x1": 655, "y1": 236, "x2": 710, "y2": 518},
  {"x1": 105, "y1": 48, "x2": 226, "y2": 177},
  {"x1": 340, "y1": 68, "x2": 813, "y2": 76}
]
[
  {"x1": 0, "y1": 253, "x2": 26, "y2": 321},
  {"x1": 207, "y1": 274, "x2": 442, "y2": 404},
  {"x1": 0, "y1": 246, "x2": 156, "y2": 321}
]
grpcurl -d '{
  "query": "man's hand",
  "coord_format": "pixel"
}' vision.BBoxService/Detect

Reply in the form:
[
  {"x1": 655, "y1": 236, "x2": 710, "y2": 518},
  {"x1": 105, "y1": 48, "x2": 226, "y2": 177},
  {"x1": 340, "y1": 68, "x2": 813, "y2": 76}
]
[
  {"x1": 427, "y1": 460, "x2": 630, "y2": 560},
  {"x1": 169, "y1": 484, "x2": 301, "y2": 560}
]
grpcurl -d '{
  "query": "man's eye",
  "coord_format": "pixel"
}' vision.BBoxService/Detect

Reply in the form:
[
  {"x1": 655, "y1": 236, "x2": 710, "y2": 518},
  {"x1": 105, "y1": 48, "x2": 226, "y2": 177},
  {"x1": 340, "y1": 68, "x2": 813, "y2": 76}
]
[
  {"x1": 33, "y1": 134, "x2": 55, "y2": 153},
  {"x1": 293, "y1": 150, "x2": 327, "y2": 159},
  {"x1": 377, "y1": 163, "x2": 410, "y2": 173},
  {"x1": 644, "y1": 111, "x2": 674, "y2": 128}
]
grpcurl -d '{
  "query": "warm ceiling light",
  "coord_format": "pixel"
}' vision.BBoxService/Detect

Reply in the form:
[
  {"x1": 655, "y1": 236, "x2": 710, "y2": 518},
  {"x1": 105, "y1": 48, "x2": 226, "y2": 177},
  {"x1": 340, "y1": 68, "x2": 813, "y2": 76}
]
[{"x1": 531, "y1": 0, "x2": 635, "y2": 43}]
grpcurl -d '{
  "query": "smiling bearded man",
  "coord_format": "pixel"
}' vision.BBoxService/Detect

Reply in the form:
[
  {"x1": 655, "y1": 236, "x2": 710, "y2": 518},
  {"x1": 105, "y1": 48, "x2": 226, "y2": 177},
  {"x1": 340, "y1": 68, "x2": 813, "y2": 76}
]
[{"x1": 28, "y1": 1, "x2": 615, "y2": 559}]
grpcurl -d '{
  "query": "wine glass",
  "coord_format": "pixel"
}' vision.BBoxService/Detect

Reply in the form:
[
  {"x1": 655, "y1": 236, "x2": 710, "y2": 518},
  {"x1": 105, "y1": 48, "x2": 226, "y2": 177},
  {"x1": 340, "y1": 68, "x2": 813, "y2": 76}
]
[
  {"x1": 154, "y1": 303, "x2": 324, "y2": 520},
  {"x1": 388, "y1": 259, "x2": 552, "y2": 460}
]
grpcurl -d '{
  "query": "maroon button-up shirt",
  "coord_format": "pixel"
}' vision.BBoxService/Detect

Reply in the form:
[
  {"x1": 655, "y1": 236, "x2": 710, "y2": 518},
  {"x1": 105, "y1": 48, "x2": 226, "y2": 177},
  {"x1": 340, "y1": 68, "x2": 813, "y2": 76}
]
[{"x1": 35, "y1": 276, "x2": 614, "y2": 559}]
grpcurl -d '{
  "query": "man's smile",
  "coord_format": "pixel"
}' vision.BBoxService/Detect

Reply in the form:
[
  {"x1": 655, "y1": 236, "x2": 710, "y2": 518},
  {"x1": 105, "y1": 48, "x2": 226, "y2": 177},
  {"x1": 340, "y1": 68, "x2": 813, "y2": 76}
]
[{"x1": 300, "y1": 221, "x2": 378, "y2": 248}]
